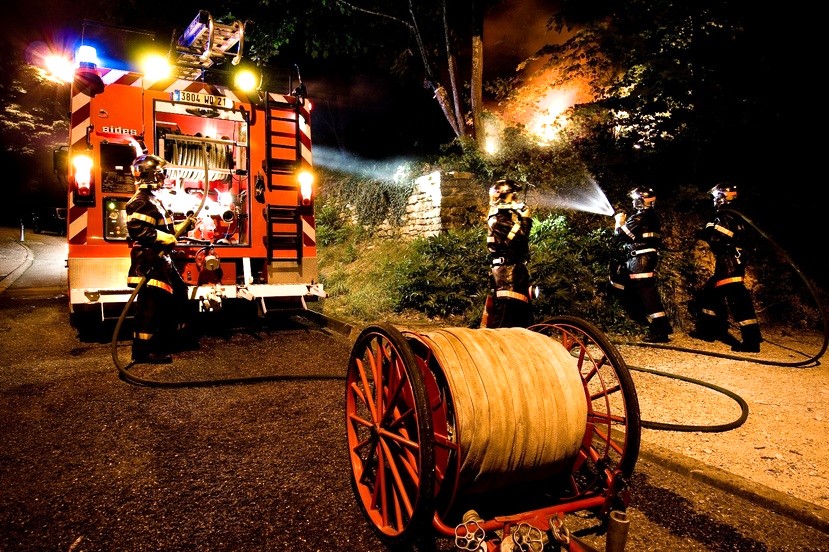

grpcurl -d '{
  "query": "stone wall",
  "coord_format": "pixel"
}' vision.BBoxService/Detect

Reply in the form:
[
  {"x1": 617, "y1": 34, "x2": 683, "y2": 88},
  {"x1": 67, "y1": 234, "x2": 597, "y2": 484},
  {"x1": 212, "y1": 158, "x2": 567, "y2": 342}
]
[{"x1": 375, "y1": 171, "x2": 489, "y2": 239}]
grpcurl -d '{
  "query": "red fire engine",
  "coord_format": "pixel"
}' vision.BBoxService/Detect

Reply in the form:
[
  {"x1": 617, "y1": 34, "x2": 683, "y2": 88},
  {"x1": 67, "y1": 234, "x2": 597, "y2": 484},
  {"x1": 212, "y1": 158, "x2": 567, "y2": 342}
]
[{"x1": 59, "y1": 11, "x2": 324, "y2": 332}]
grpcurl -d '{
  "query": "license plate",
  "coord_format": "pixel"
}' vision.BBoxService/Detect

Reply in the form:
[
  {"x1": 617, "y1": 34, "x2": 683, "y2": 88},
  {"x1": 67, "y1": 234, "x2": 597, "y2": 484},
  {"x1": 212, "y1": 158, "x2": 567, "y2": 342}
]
[{"x1": 172, "y1": 90, "x2": 232, "y2": 108}]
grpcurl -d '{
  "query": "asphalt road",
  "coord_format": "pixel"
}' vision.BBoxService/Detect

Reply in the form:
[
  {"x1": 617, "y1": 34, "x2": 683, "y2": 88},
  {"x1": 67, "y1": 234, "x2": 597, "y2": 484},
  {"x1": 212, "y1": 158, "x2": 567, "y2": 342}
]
[{"x1": 1, "y1": 228, "x2": 828, "y2": 551}]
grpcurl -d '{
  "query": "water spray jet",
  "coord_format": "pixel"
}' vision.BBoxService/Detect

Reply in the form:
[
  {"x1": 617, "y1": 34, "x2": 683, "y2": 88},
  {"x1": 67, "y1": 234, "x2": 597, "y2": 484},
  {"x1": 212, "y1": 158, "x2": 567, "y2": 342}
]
[
  {"x1": 527, "y1": 177, "x2": 614, "y2": 216},
  {"x1": 316, "y1": 145, "x2": 615, "y2": 216}
]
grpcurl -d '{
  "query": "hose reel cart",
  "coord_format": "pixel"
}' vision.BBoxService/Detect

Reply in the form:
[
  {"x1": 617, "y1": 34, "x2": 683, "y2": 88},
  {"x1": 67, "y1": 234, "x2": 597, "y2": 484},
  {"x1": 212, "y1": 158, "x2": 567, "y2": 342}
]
[{"x1": 345, "y1": 315, "x2": 641, "y2": 551}]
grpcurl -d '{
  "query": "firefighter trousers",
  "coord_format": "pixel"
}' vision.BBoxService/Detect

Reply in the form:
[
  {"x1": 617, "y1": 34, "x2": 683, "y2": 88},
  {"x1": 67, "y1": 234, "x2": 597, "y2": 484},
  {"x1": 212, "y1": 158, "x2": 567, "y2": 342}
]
[{"x1": 695, "y1": 278, "x2": 761, "y2": 347}]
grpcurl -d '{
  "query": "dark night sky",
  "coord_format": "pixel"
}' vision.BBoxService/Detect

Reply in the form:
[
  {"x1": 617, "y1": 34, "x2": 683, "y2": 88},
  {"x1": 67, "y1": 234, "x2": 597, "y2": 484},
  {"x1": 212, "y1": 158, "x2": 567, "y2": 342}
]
[{"x1": 4, "y1": 0, "x2": 560, "y2": 161}]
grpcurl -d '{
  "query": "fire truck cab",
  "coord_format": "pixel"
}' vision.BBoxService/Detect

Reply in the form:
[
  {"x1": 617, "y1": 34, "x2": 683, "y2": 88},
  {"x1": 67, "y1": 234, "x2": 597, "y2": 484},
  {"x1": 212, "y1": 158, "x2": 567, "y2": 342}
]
[{"x1": 61, "y1": 11, "x2": 324, "y2": 332}]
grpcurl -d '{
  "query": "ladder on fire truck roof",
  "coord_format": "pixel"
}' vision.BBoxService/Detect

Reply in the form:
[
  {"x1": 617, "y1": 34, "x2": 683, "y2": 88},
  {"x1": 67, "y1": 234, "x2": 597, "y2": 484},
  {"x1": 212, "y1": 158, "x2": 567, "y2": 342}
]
[{"x1": 171, "y1": 10, "x2": 245, "y2": 80}]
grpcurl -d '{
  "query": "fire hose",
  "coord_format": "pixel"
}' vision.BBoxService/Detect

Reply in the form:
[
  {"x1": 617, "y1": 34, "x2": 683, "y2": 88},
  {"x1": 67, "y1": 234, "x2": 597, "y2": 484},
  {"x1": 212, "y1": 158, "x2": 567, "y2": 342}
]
[
  {"x1": 109, "y1": 143, "x2": 342, "y2": 387},
  {"x1": 633, "y1": 207, "x2": 828, "y2": 367},
  {"x1": 620, "y1": 207, "x2": 828, "y2": 432}
]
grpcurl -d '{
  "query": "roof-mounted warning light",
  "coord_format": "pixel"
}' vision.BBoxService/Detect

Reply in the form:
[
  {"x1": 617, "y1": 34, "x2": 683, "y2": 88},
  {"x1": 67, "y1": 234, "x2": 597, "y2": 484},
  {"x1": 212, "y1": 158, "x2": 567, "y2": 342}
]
[{"x1": 73, "y1": 45, "x2": 104, "y2": 97}]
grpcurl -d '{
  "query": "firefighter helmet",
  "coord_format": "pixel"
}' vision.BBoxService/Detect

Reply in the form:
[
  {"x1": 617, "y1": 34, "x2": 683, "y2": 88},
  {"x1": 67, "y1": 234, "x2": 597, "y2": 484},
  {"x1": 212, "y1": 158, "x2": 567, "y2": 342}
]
[
  {"x1": 489, "y1": 178, "x2": 521, "y2": 204},
  {"x1": 629, "y1": 186, "x2": 656, "y2": 210},
  {"x1": 709, "y1": 182, "x2": 738, "y2": 207},
  {"x1": 131, "y1": 154, "x2": 168, "y2": 188}
]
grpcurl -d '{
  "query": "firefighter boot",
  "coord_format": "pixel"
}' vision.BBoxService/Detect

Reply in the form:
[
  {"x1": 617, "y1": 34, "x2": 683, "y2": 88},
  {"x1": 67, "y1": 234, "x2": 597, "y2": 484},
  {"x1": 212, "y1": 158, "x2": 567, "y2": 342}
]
[
  {"x1": 689, "y1": 315, "x2": 720, "y2": 342},
  {"x1": 132, "y1": 338, "x2": 172, "y2": 364},
  {"x1": 644, "y1": 318, "x2": 671, "y2": 343},
  {"x1": 732, "y1": 324, "x2": 762, "y2": 353}
]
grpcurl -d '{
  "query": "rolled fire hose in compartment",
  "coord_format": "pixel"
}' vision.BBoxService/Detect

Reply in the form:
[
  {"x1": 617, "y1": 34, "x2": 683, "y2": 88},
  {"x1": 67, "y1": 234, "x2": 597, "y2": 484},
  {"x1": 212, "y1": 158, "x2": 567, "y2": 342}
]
[{"x1": 161, "y1": 134, "x2": 235, "y2": 184}]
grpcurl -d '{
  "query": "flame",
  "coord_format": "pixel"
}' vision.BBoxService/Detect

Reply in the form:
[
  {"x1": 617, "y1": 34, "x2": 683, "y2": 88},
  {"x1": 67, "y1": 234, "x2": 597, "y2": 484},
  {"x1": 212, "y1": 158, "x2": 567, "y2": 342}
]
[
  {"x1": 496, "y1": 67, "x2": 593, "y2": 146},
  {"x1": 526, "y1": 88, "x2": 578, "y2": 144}
]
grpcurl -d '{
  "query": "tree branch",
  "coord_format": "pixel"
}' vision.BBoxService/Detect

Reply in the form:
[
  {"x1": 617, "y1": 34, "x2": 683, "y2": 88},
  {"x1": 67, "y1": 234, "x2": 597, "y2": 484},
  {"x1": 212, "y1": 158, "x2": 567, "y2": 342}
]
[
  {"x1": 443, "y1": 0, "x2": 465, "y2": 136},
  {"x1": 335, "y1": 0, "x2": 464, "y2": 140},
  {"x1": 334, "y1": 1, "x2": 414, "y2": 31}
]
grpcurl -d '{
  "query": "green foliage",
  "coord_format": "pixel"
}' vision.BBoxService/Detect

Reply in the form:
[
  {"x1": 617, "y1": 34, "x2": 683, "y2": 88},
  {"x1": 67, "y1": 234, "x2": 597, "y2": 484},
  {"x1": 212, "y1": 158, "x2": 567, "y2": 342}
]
[
  {"x1": 436, "y1": 136, "x2": 496, "y2": 181},
  {"x1": 383, "y1": 211, "x2": 639, "y2": 332},
  {"x1": 528, "y1": 215, "x2": 633, "y2": 332},
  {"x1": 316, "y1": 231, "x2": 405, "y2": 324},
  {"x1": 539, "y1": 1, "x2": 748, "y2": 151},
  {"x1": 0, "y1": 63, "x2": 69, "y2": 156},
  {"x1": 315, "y1": 203, "x2": 351, "y2": 247},
  {"x1": 1, "y1": 57, "x2": 72, "y2": 223},
  {"x1": 304, "y1": 0, "x2": 817, "y2": 334},
  {"x1": 433, "y1": 124, "x2": 608, "y2": 220},
  {"x1": 316, "y1": 182, "x2": 824, "y2": 335},
  {"x1": 392, "y1": 228, "x2": 490, "y2": 323},
  {"x1": 316, "y1": 167, "x2": 413, "y2": 229}
]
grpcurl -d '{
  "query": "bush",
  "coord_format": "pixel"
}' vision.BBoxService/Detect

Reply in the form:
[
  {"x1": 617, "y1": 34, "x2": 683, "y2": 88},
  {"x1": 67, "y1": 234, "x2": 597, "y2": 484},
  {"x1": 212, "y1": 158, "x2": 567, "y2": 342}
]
[
  {"x1": 316, "y1": 233, "x2": 406, "y2": 324},
  {"x1": 528, "y1": 215, "x2": 639, "y2": 334},
  {"x1": 314, "y1": 167, "x2": 826, "y2": 335},
  {"x1": 385, "y1": 213, "x2": 642, "y2": 333},
  {"x1": 316, "y1": 204, "x2": 350, "y2": 247},
  {"x1": 392, "y1": 228, "x2": 490, "y2": 325}
]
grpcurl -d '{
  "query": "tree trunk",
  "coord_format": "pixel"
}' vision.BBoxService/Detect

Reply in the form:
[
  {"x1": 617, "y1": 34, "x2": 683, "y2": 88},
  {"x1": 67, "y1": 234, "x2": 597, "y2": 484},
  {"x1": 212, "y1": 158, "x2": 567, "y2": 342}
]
[
  {"x1": 433, "y1": 84, "x2": 461, "y2": 137},
  {"x1": 470, "y1": 0, "x2": 484, "y2": 147},
  {"x1": 443, "y1": 0, "x2": 466, "y2": 138},
  {"x1": 470, "y1": 34, "x2": 483, "y2": 146}
]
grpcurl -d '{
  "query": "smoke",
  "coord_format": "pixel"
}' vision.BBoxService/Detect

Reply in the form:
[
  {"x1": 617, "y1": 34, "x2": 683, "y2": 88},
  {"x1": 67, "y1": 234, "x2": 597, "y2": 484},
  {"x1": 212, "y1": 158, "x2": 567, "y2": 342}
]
[
  {"x1": 484, "y1": 0, "x2": 565, "y2": 76},
  {"x1": 314, "y1": 146, "x2": 417, "y2": 186}
]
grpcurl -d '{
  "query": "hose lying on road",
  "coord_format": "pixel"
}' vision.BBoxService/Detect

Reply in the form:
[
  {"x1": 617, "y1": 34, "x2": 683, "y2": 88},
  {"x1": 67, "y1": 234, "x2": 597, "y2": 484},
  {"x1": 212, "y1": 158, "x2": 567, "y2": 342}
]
[
  {"x1": 628, "y1": 364, "x2": 749, "y2": 432},
  {"x1": 616, "y1": 208, "x2": 828, "y2": 431},
  {"x1": 110, "y1": 145, "x2": 343, "y2": 388}
]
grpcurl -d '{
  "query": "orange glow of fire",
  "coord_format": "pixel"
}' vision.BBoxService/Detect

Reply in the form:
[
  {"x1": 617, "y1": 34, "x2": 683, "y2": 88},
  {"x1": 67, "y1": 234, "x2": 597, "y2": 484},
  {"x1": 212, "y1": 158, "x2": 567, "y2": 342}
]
[
  {"x1": 526, "y1": 88, "x2": 578, "y2": 144},
  {"x1": 497, "y1": 68, "x2": 593, "y2": 146}
]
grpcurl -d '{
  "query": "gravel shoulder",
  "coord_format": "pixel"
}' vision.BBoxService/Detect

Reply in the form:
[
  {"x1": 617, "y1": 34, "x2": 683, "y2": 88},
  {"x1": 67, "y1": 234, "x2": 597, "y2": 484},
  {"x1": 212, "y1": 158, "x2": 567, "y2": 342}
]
[
  {"x1": 613, "y1": 327, "x2": 829, "y2": 512},
  {"x1": 1, "y1": 297, "x2": 827, "y2": 551}
]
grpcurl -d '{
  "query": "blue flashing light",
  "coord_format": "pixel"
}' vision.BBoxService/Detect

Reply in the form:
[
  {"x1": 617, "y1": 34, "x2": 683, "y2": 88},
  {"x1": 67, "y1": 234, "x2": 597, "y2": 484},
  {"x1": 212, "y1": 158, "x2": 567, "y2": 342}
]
[{"x1": 76, "y1": 45, "x2": 98, "y2": 66}]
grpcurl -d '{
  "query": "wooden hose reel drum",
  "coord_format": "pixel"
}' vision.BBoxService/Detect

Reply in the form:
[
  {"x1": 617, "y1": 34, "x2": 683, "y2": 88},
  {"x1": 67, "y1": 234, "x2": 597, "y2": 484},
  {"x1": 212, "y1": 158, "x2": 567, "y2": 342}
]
[{"x1": 345, "y1": 315, "x2": 641, "y2": 549}]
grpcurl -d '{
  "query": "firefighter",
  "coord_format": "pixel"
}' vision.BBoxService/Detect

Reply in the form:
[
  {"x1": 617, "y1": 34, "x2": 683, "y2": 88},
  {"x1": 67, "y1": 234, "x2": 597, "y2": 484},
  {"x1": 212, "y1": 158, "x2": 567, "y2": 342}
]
[
  {"x1": 691, "y1": 183, "x2": 762, "y2": 352},
  {"x1": 481, "y1": 178, "x2": 534, "y2": 328},
  {"x1": 609, "y1": 186, "x2": 673, "y2": 342},
  {"x1": 126, "y1": 154, "x2": 194, "y2": 364}
]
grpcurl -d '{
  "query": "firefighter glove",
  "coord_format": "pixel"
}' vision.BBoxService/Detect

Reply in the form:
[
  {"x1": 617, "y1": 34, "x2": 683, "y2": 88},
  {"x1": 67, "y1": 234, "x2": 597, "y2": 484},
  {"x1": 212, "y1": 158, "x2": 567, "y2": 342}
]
[
  {"x1": 175, "y1": 216, "x2": 196, "y2": 235},
  {"x1": 614, "y1": 212, "x2": 627, "y2": 229},
  {"x1": 157, "y1": 231, "x2": 177, "y2": 245}
]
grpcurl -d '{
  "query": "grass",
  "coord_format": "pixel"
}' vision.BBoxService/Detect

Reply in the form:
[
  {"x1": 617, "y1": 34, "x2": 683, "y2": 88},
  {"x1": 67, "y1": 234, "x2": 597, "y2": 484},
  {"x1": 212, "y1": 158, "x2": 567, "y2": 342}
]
[{"x1": 314, "y1": 234, "x2": 420, "y2": 327}]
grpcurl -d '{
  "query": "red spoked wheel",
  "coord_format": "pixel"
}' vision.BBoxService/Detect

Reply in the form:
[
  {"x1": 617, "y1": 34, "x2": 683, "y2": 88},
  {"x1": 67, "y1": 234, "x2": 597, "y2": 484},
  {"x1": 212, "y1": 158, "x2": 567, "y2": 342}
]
[
  {"x1": 345, "y1": 323, "x2": 436, "y2": 548},
  {"x1": 529, "y1": 316, "x2": 641, "y2": 504}
]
